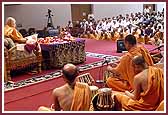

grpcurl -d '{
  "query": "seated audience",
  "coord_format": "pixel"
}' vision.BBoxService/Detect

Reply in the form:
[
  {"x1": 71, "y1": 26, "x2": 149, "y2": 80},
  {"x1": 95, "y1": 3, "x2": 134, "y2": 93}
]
[
  {"x1": 106, "y1": 35, "x2": 154, "y2": 92},
  {"x1": 151, "y1": 32, "x2": 163, "y2": 46},
  {"x1": 115, "y1": 55, "x2": 164, "y2": 111},
  {"x1": 38, "y1": 63, "x2": 91, "y2": 111},
  {"x1": 113, "y1": 28, "x2": 120, "y2": 41},
  {"x1": 65, "y1": 9, "x2": 164, "y2": 41}
]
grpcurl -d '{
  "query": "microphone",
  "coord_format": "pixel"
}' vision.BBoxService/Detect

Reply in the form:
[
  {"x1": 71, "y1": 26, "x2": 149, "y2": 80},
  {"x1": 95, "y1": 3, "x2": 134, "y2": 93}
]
[
  {"x1": 102, "y1": 57, "x2": 110, "y2": 65},
  {"x1": 96, "y1": 57, "x2": 110, "y2": 85},
  {"x1": 149, "y1": 45, "x2": 164, "y2": 52}
]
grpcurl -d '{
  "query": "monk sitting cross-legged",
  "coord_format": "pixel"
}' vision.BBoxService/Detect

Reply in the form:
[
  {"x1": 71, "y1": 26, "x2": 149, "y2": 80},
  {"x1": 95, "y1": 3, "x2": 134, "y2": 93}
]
[
  {"x1": 106, "y1": 35, "x2": 154, "y2": 92},
  {"x1": 115, "y1": 55, "x2": 164, "y2": 111},
  {"x1": 38, "y1": 63, "x2": 91, "y2": 111}
]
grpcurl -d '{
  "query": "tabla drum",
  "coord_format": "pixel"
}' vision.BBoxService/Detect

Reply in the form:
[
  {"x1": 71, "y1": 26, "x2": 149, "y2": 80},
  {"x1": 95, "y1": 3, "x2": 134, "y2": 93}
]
[
  {"x1": 76, "y1": 73, "x2": 95, "y2": 85},
  {"x1": 92, "y1": 88, "x2": 115, "y2": 111},
  {"x1": 89, "y1": 85, "x2": 99, "y2": 99}
]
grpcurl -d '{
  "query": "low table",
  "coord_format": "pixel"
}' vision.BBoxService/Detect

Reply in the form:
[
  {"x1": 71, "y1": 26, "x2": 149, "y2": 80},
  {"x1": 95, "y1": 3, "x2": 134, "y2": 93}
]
[{"x1": 40, "y1": 38, "x2": 86, "y2": 68}]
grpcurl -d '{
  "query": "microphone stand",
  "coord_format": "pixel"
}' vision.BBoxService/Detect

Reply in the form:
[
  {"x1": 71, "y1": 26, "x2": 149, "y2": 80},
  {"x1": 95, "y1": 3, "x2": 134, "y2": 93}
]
[
  {"x1": 149, "y1": 45, "x2": 164, "y2": 52},
  {"x1": 96, "y1": 58, "x2": 109, "y2": 87}
]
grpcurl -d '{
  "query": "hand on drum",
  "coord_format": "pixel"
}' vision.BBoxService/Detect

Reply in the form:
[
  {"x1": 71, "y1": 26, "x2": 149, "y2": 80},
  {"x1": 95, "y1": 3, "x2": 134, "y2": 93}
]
[
  {"x1": 106, "y1": 65, "x2": 113, "y2": 72},
  {"x1": 109, "y1": 63, "x2": 118, "y2": 68},
  {"x1": 106, "y1": 65, "x2": 121, "y2": 78}
]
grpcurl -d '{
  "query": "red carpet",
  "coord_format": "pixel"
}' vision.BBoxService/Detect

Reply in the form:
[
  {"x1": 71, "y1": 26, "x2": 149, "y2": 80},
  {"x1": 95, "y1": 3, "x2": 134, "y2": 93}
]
[
  {"x1": 4, "y1": 39, "x2": 156, "y2": 111},
  {"x1": 85, "y1": 39, "x2": 122, "y2": 56},
  {"x1": 85, "y1": 39, "x2": 156, "y2": 56},
  {"x1": 11, "y1": 56, "x2": 102, "y2": 82},
  {"x1": 4, "y1": 65, "x2": 108, "y2": 111}
]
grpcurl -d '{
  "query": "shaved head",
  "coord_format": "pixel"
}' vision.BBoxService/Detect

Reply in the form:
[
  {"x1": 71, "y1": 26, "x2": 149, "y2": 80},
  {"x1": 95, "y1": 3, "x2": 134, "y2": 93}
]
[
  {"x1": 62, "y1": 63, "x2": 79, "y2": 83},
  {"x1": 124, "y1": 35, "x2": 137, "y2": 51},
  {"x1": 132, "y1": 55, "x2": 145, "y2": 66},
  {"x1": 6, "y1": 17, "x2": 16, "y2": 27},
  {"x1": 125, "y1": 35, "x2": 137, "y2": 45},
  {"x1": 132, "y1": 55, "x2": 147, "y2": 74}
]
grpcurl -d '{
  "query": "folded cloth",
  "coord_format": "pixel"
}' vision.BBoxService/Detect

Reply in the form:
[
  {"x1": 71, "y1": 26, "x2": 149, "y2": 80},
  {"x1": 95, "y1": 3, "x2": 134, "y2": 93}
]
[
  {"x1": 24, "y1": 43, "x2": 36, "y2": 53},
  {"x1": 25, "y1": 36, "x2": 39, "y2": 53}
]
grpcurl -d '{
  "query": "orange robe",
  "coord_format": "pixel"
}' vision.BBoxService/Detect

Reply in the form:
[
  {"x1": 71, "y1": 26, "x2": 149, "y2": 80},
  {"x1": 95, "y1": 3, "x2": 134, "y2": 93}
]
[
  {"x1": 83, "y1": 34, "x2": 89, "y2": 38},
  {"x1": 93, "y1": 33, "x2": 99, "y2": 40},
  {"x1": 144, "y1": 36, "x2": 151, "y2": 44},
  {"x1": 115, "y1": 66, "x2": 164, "y2": 111},
  {"x1": 106, "y1": 45, "x2": 154, "y2": 92},
  {"x1": 97, "y1": 33, "x2": 101, "y2": 40},
  {"x1": 137, "y1": 36, "x2": 145, "y2": 44},
  {"x1": 113, "y1": 32, "x2": 120, "y2": 41},
  {"x1": 4, "y1": 25, "x2": 25, "y2": 42},
  {"x1": 38, "y1": 82, "x2": 91, "y2": 111},
  {"x1": 70, "y1": 82, "x2": 91, "y2": 111},
  {"x1": 89, "y1": 34, "x2": 95, "y2": 39},
  {"x1": 156, "y1": 100, "x2": 164, "y2": 111},
  {"x1": 106, "y1": 33, "x2": 111, "y2": 40},
  {"x1": 100, "y1": 34, "x2": 105, "y2": 40},
  {"x1": 123, "y1": 31, "x2": 128, "y2": 39}
]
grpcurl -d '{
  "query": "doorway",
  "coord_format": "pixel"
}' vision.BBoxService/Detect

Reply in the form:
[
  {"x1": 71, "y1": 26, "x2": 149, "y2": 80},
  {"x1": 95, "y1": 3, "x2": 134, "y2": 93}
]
[
  {"x1": 71, "y1": 4, "x2": 92, "y2": 23},
  {"x1": 143, "y1": 4, "x2": 156, "y2": 12}
]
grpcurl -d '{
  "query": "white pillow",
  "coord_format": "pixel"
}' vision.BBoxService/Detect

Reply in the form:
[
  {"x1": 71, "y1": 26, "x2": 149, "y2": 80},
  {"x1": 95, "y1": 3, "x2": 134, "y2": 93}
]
[{"x1": 25, "y1": 34, "x2": 38, "y2": 41}]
